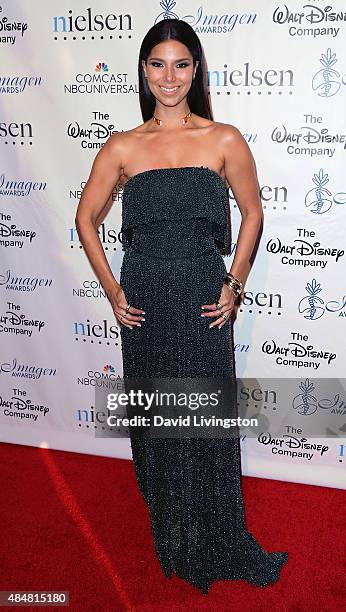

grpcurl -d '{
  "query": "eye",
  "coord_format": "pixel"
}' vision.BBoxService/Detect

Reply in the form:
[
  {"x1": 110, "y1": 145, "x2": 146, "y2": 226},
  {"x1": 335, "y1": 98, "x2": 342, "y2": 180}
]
[{"x1": 148, "y1": 61, "x2": 191, "y2": 69}]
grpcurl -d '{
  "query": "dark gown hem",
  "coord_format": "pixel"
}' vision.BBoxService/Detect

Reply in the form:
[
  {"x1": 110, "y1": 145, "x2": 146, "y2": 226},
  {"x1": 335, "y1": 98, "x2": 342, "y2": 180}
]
[{"x1": 172, "y1": 550, "x2": 289, "y2": 595}]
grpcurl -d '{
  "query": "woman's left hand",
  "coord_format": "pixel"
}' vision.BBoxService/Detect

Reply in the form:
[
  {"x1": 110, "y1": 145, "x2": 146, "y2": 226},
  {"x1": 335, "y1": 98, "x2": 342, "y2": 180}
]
[{"x1": 200, "y1": 283, "x2": 236, "y2": 329}]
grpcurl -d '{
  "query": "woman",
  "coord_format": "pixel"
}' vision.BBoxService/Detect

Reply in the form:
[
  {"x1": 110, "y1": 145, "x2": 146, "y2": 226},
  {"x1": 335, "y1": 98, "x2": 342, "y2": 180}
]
[{"x1": 75, "y1": 19, "x2": 288, "y2": 595}]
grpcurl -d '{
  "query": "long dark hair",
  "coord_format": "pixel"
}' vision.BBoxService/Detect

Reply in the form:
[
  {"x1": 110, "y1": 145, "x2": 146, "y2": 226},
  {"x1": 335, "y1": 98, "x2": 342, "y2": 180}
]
[{"x1": 138, "y1": 19, "x2": 213, "y2": 122}]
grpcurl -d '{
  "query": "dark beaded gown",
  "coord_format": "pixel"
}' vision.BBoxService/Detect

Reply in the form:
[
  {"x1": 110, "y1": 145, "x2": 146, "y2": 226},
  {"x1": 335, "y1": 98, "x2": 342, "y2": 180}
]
[{"x1": 119, "y1": 166, "x2": 288, "y2": 595}]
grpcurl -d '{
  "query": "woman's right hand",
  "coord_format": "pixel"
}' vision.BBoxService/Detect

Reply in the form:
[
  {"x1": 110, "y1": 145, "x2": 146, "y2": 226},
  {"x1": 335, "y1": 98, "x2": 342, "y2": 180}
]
[{"x1": 108, "y1": 284, "x2": 145, "y2": 329}]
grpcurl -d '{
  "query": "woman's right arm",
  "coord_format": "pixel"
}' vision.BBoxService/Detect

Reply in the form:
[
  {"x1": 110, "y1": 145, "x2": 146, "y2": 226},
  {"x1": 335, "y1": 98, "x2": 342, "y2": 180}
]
[{"x1": 75, "y1": 134, "x2": 145, "y2": 329}]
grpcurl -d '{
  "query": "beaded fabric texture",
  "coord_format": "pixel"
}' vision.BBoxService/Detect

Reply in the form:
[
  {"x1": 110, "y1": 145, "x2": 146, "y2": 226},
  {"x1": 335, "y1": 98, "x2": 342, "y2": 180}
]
[{"x1": 119, "y1": 166, "x2": 288, "y2": 595}]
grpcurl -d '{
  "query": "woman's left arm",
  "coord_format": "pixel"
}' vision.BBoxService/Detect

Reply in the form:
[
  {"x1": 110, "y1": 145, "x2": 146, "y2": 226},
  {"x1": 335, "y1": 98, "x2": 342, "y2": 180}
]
[
  {"x1": 222, "y1": 124, "x2": 264, "y2": 287},
  {"x1": 201, "y1": 124, "x2": 264, "y2": 329}
]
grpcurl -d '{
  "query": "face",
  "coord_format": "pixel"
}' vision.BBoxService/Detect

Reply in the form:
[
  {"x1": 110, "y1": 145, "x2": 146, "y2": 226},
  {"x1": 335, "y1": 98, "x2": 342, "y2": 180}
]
[{"x1": 142, "y1": 40, "x2": 198, "y2": 104}]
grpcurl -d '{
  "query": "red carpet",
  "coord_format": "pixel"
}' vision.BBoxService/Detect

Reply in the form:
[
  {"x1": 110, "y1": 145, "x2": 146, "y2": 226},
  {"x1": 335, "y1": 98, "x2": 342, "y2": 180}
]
[{"x1": 0, "y1": 442, "x2": 344, "y2": 612}]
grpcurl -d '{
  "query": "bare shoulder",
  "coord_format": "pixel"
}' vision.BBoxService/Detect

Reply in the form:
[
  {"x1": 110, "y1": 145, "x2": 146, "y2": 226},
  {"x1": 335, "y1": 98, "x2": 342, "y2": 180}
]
[
  {"x1": 106, "y1": 121, "x2": 151, "y2": 161},
  {"x1": 214, "y1": 121, "x2": 247, "y2": 146},
  {"x1": 215, "y1": 122, "x2": 254, "y2": 166},
  {"x1": 106, "y1": 129, "x2": 133, "y2": 156},
  {"x1": 100, "y1": 125, "x2": 142, "y2": 171},
  {"x1": 199, "y1": 118, "x2": 249, "y2": 150}
]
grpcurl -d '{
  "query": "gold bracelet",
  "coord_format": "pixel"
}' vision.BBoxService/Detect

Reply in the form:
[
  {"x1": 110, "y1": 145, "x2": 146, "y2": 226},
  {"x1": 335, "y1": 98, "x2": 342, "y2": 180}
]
[{"x1": 223, "y1": 273, "x2": 243, "y2": 298}]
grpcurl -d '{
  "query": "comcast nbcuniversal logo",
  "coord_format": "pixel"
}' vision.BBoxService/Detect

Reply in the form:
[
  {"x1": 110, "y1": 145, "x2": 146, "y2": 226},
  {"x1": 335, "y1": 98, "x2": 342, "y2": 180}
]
[
  {"x1": 63, "y1": 61, "x2": 134, "y2": 95},
  {"x1": 95, "y1": 62, "x2": 108, "y2": 73}
]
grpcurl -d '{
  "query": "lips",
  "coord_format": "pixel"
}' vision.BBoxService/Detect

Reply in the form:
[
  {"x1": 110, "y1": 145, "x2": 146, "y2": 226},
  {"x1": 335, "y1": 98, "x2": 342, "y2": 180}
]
[{"x1": 159, "y1": 85, "x2": 180, "y2": 93}]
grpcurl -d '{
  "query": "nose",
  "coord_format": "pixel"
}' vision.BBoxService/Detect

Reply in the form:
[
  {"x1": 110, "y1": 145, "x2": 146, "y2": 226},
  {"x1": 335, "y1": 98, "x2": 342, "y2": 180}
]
[{"x1": 163, "y1": 67, "x2": 175, "y2": 82}]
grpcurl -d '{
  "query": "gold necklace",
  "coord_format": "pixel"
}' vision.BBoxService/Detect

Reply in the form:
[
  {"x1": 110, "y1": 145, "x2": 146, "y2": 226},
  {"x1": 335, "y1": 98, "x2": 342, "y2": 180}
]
[{"x1": 152, "y1": 111, "x2": 192, "y2": 126}]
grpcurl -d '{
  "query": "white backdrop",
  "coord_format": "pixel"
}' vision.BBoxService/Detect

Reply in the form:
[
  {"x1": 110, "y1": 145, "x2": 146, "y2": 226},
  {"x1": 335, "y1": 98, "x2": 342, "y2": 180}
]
[{"x1": 1, "y1": 0, "x2": 345, "y2": 489}]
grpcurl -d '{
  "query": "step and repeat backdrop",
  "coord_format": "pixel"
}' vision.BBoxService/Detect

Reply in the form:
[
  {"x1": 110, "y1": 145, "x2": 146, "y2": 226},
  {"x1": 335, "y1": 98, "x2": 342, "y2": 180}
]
[{"x1": 1, "y1": 0, "x2": 345, "y2": 489}]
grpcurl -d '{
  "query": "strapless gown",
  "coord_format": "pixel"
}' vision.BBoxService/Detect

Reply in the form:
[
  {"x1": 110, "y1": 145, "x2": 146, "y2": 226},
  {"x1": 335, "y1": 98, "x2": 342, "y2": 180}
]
[{"x1": 119, "y1": 166, "x2": 288, "y2": 595}]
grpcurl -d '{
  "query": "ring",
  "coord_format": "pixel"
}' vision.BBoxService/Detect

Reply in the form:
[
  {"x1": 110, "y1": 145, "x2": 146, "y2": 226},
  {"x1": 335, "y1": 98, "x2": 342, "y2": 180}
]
[
  {"x1": 216, "y1": 302, "x2": 222, "y2": 310},
  {"x1": 120, "y1": 315, "x2": 123, "y2": 321},
  {"x1": 125, "y1": 304, "x2": 131, "y2": 313},
  {"x1": 221, "y1": 313, "x2": 229, "y2": 321}
]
